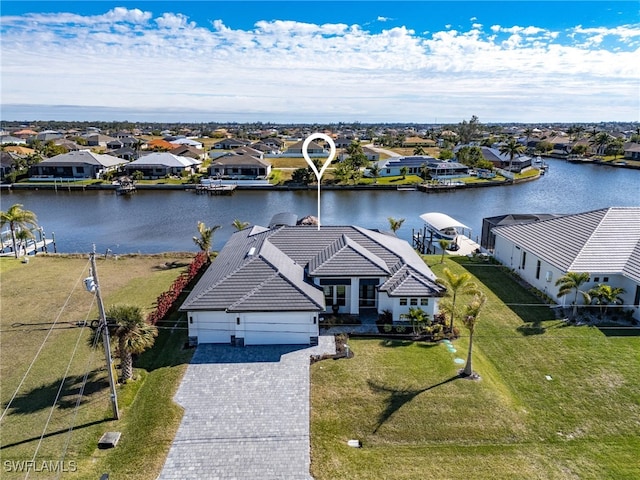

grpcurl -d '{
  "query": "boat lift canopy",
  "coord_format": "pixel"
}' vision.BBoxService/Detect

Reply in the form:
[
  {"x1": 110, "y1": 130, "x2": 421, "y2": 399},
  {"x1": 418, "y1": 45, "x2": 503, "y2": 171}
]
[{"x1": 419, "y1": 212, "x2": 470, "y2": 233}]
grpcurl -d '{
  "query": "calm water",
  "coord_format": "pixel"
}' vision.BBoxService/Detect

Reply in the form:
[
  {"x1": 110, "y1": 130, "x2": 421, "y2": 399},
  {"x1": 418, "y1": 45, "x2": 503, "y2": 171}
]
[{"x1": 3, "y1": 159, "x2": 639, "y2": 254}]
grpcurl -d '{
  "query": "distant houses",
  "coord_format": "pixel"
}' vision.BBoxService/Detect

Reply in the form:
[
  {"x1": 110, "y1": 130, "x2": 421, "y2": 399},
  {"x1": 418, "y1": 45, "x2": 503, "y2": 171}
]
[
  {"x1": 29, "y1": 151, "x2": 127, "y2": 179},
  {"x1": 125, "y1": 152, "x2": 201, "y2": 179},
  {"x1": 369, "y1": 156, "x2": 469, "y2": 179}
]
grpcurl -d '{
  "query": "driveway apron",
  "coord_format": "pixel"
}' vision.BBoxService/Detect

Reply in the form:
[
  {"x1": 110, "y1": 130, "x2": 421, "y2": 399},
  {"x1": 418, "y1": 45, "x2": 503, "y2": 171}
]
[{"x1": 158, "y1": 337, "x2": 335, "y2": 480}]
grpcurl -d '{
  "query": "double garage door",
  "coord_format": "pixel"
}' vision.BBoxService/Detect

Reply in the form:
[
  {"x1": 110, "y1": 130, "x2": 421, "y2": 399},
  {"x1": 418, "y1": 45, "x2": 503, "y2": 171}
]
[{"x1": 195, "y1": 312, "x2": 313, "y2": 346}]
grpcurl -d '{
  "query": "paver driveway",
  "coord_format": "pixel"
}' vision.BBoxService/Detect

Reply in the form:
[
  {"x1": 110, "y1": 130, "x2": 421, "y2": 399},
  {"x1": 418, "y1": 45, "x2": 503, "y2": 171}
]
[{"x1": 158, "y1": 337, "x2": 335, "y2": 480}]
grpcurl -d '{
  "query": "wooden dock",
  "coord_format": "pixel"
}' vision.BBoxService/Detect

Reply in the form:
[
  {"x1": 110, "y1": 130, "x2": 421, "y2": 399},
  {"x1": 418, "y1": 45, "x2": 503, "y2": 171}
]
[
  {"x1": 195, "y1": 183, "x2": 237, "y2": 195},
  {"x1": 1, "y1": 228, "x2": 57, "y2": 257}
]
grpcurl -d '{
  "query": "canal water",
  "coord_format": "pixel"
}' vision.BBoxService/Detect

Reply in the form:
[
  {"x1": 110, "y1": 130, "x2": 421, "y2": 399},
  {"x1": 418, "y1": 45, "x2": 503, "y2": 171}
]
[{"x1": 3, "y1": 158, "x2": 638, "y2": 255}]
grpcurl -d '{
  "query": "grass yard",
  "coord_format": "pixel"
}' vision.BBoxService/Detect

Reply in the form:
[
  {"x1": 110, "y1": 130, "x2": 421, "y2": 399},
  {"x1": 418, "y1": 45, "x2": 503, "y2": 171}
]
[
  {"x1": 310, "y1": 257, "x2": 640, "y2": 479},
  {"x1": 0, "y1": 254, "x2": 195, "y2": 479}
]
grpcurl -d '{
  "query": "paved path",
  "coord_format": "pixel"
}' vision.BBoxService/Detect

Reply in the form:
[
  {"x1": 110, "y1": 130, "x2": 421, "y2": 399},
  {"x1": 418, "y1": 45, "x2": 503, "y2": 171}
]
[{"x1": 158, "y1": 337, "x2": 335, "y2": 480}]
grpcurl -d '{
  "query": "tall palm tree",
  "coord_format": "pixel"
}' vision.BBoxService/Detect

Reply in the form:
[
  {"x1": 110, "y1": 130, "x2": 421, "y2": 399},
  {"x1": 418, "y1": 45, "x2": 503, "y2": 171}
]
[
  {"x1": 555, "y1": 271, "x2": 590, "y2": 319},
  {"x1": 369, "y1": 164, "x2": 380, "y2": 184},
  {"x1": 589, "y1": 132, "x2": 611, "y2": 156},
  {"x1": 106, "y1": 305, "x2": 157, "y2": 383},
  {"x1": 461, "y1": 293, "x2": 487, "y2": 377},
  {"x1": 400, "y1": 166, "x2": 408, "y2": 179},
  {"x1": 498, "y1": 138, "x2": 525, "y2": 173},
  {"x1": 387, "y1": 217, "x2": 405, "y2": 234},
  {"x1": 0, "y1": 203, "x2": 38, "y2": 258},
  {"x1": 192, "y1": 221, "x2": 220, "y2": 262},
  {"x1": 438, "y1": 238, "x2": 449, "y2": 263},
  {"x1": 232, "y1": 219, "x2": 250, "y2": 231},
  {"x1": 413, "y1": 145, "x2": 425, "y2": 155},
  {"x1": 438, "y1": 268, "x2": 480, "y2": 331}
]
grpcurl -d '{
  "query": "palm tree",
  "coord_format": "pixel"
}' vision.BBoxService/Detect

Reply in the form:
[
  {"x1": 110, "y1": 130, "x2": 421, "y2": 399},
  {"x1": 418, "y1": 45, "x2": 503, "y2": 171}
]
[
  {"x1": 0, "y1": 203, "x2": 38, "y2": 258},
  {"x1": 498, "y1": 138, "x2": 525, "y2": 173},
  {"x1": 192, "y1": 221, "x2": 220, "y2": 262},
  {"x1": 438, "y1": 238, "x2": 449, "y2": 264},
  {"x1": 413, "y1": 145, "x2": 425, "y2": 155},
  {"x1": 232, "y1": 219, "x2": 250, "y2": 231},
  {"x1": 15, "y1": 228, "x2": 35, "y2": 256},
  {"x1": 387, "y1": 217, "x2": 405, "y2": 234},
  {"x1": 555, "y1": 271, "x2": 590, "y2": 319},
  {"x1": 400, "y1": 166, "x2": 408, "y2": 179},
  {"x1": 105, "y1": 305, "x2": 157, "y2": 383},
  {"x1": 369, "y1": 164, "x2": 380, "y2": 184},
  {"x1": 461, "y1": 293, "x2": 487, "y2": 377},
  {"x1": 586, "y1": 284, "x2": 625, "y2": 319},
  {"x1": 438, "y1": 268, "x2": 480, "y2": 331},
  {"x1": 589, "y1": 132, "x2": 611, "y2": 156}
]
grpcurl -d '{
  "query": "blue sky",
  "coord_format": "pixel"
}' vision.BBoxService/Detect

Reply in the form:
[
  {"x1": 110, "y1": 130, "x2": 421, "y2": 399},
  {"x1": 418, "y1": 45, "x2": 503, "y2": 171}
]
[{"x1": 1, "y1": 1, "x2": 639, "y2": 123}]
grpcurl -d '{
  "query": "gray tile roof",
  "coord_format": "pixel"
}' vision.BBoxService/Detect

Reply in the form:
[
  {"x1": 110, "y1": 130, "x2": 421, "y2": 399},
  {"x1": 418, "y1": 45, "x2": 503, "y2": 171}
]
[
  {"x1": 493, "y1": 207, "x2": 640, "y2": 281},
  {"x1": 40, "y1": 150, "x2": 126, "y2": 168},
  {"x1": 308, "y1": 234, "x2": 390, "y2": 277},
  {"x1": 182, "y1": 224, "x2": 443, "y2": 313}
]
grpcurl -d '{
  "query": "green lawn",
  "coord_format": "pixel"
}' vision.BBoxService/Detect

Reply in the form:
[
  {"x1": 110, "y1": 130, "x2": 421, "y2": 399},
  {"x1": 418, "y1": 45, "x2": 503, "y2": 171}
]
[
  {"x1": 310, "y1": 257, "x2": 640, "y2": 479},
  {"x1": 0, "y1": 254, "x2": 194, "y2": 479}
]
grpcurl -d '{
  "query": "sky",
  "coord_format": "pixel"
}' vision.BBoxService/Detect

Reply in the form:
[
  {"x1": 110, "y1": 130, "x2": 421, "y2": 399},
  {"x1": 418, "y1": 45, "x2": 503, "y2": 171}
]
[{"x1": 1, "y1": 1, "x2": 639, "y2": 124}]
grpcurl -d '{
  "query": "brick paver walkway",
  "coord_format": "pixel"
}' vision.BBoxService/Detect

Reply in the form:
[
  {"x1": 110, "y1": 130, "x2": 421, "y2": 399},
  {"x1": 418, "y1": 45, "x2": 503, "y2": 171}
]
[{"x1": 158, "y1": 337, "x2": 335, "y2": 480}]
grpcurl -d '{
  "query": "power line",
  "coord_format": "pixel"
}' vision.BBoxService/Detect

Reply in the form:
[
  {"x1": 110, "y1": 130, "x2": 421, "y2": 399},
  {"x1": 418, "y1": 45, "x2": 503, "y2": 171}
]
[
  {"x1": 25, "y1": 306, "x2": 91, "y2": 480},
  {"x1": 0, "y1": 258, "x2": 91, "y2": 423},
  {"x1": 57, "y1": 298, "x2": 101, "y2": 480}
]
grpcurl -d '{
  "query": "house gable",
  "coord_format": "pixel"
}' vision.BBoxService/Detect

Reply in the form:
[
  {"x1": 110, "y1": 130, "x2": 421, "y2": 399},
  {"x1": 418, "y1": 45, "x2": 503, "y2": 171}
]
[{"x1": 308, "y1": 234, "x2": 390, "y2": 277}]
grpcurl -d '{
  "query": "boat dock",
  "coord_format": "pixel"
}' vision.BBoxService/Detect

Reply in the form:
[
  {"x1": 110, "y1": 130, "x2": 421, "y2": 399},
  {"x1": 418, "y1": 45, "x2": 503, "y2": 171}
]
[
  {"x1": 195, "y1": 183, "x2": 237, "y2": 195},
  {"x1": 1, "y1": 228, "x2": 57, "y2": 257},
  {"x1": 413, "y1": 212, "x2": 482, "y2": 256}
]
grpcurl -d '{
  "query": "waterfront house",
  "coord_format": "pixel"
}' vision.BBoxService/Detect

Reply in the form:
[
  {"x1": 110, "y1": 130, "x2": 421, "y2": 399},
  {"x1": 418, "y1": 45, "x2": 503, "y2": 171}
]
[
  {"x1": 125, "y1": 152, "x2": 200, "y2": 178},
  {"x1": 370, "y1": 156, "x2": 468, "y2": 179},
  {"x1": 181, "y1": 221, "x2": 445, "y2": 345},
  {"x1": 623, "y1": 142, "x2": 640, "y2": 161},
  {"x1": 29, "y1": 151, "x2": 127, "y2": 179},
  {"x1": 478, "y1": 146, "x2": 532, "y2": 172},
  {"x1": 208, "y1": 152, "x2": 271, "y2": 179},
  {"x1": 491, "y1": 207, "x2": 640, "y2": 322}
]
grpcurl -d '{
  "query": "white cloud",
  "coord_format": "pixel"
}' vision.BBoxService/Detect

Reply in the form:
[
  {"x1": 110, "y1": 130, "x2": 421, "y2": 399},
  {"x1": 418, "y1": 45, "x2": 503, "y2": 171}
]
[
  {"x1": 377, "y1": 16, "x2": 390, "y2": 22},
  {"x1": 0, "y1": 8, "x2": 638, "y2": 122}
]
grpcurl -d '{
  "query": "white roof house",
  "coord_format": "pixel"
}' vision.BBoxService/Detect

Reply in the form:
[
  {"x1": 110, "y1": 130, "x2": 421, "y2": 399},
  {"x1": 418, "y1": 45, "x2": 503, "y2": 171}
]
[
  {"x1": 492, "y1": 207, "x2": 640, "y2": 321},
  {"x1": 125, "y1": 152, "x2": 201, "y2": 178}
]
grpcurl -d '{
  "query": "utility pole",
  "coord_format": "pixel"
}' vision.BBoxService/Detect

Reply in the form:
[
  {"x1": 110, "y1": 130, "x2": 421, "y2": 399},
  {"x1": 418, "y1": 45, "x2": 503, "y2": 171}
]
[{"x1": 89, "y1": 246, "x2": 120, "y2": 420}]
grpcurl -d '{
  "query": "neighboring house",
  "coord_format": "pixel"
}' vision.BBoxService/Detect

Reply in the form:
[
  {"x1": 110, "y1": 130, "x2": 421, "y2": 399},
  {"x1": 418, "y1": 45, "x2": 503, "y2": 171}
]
[
  {"x1": 334, "y1": 137, "x2": 354, "y2": 148},
  {"x1": 35, "y1": 130, "x2": 64, "y2": 142},
  {"x1": 481, "y1": 213, "x2": 562, "y2": 251},
  {"x1": 108, "y1": 146, "x2": 138, "y2": 161},
  {"x1": 0, "y1": 151, "x2": 23, "y2": 180},
  {"x1": 260, "y1": 137, "x2": 284, "y2": 150},
  {"x1": 169, "y1": 137, "x2": 203, "y2": 149},
  {"x1": 181, "y1": 221, "x2": 445, "y2": 345},
  {"x1": 125, "y1": 152, "x2": 200, "y2": 178},
  {"x1": 0, "y1": 135, "x2": 27, "y2": 145},
  {"x1": 54, "y1": 139, "x2": 81, "y2": 151},
  {"x1": 145, "y1": 139, "x2": 178, "y2": 151},
  {"x1": 30, "y1": 151, "x2": 127, "y2": 179},
  {"x1": 492, "y1": 207, "x2": 640, "y2": 322},
  {"x1": 623, "y1": 142, "x2": 640, "y2": 160},
  {"x1": 208, "y1": 152, "x2": 271, "y2": 178},
  {"x1": 371, "y1": 156, "x2": 468, "y2": 179},
  {"x1": 478, "y1": 146, "x2": 532, "y2": 172},
  {"x1": 84, "y1": 134, "x2": 117, "y2": 148},
  {"x1": 213, "y1": 138, "x2": 250, "y2": 150},
  {"x1": 286, "y1": 140, "x2": 325, "y2": 154},
  {"x1": 170, "y1": 145, "x2": 206, "y2": 160}
]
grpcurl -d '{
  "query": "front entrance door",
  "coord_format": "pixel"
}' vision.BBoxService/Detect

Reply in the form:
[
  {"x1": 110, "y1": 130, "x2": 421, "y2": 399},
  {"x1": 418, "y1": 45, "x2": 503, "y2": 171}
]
[{"x1": 359, "y1": 283, "x2": 377, "y2": 308}]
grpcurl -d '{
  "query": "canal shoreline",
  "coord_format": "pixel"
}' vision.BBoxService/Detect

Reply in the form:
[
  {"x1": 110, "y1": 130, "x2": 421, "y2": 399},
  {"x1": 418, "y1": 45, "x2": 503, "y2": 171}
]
[{"x1": 2, "y1": 173, "x2": 538, "y2": 192}]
